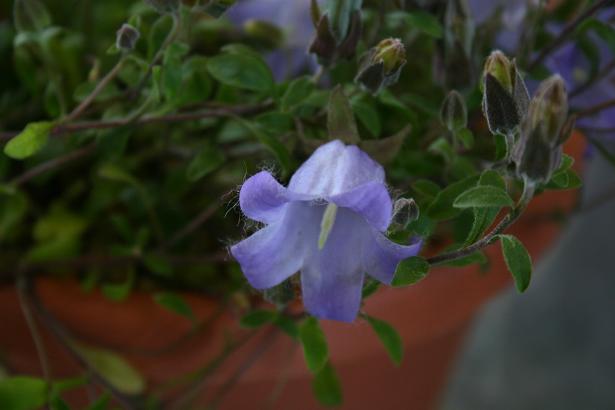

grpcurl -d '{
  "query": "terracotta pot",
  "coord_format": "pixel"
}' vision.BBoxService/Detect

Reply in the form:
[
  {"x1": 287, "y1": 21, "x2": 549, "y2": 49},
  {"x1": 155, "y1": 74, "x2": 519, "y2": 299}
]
[{"x1": 0, "y1": 135, "x2": 585, "y2": 410}]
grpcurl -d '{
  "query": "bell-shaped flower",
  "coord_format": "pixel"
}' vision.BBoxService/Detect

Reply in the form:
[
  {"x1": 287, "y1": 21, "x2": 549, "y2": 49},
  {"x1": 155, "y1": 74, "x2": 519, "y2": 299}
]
[{"x1": 231, "y1": 140, "x2": 421, "y2": 322}]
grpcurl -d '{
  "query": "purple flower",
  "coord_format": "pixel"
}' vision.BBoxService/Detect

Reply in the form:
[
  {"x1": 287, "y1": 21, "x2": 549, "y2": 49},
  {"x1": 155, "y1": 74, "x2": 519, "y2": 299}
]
[
  {"x1": 226, "y1": 0, "x2": 317, "y2": 80},
  {"x1": 230, "y1": 140, "x2": 422, "y2": 322},
  {"x1": 468, "y1": 0, "x2": 538, "y2": 52}
]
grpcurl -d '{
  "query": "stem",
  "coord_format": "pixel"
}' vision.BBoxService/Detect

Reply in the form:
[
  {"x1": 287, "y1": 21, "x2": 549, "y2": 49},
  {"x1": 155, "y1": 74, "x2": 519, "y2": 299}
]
[
  {"x1": 17, "y1": 271, "x2": 52, "y2": 401},
  {"x1": 207, "y1": 327, "x2": 279, "y2": 409},
  {"x1": 10, "y1": 144, "x2": 95, "y2": 187},
  {"x1": 161, "y1": 202, "x2": 221, "y2": 250},
  {"x1": 527, "y1": 0, "x2": 614, "y2": 72},
  {"x1": 570, "y1": 59, "x2": 615, "y2": 98},
  {"x1": 575, "y1": 97, "x2": 615, "y2": 118},
  {"x1": 22, "y1": 274, "x2": 137, "y2": 409},
  {"x1": 64, "y1": 58, "x2": 126, "y2": 124},
  {"x1": 0, "y1": 102, "x2": 273, "y2": 143},
  {"x1": 427, "y1": 180, "x2": 536, "y2": 266},
  {"x1": 133, "y1": 13, "x2": 181, "y2": 97}
]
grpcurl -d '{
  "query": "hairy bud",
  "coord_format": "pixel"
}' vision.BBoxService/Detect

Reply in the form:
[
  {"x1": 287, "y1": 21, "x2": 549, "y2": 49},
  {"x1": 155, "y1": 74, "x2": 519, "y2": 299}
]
[
  {"x1": 514, "y1": 75, "x2": 569, "y2": 184},
  {"x1": 440, "y1": 90, "x2": 467, "y2": 132},
  {"x1": 355, "y1": 38, "x2": 406, "y2": 94},
  {"x1": 116, "y1": 24, "x2": 140, "y2": 52},
  {"x1": 482, "y1": 50, "x2": 530, "y2": 136},
  {"x1": 309, "y1": 1, "x2": 362, "y2": 66},
  {"x1": 392, "y1": 198, "x2": 420, "y2": 230}
]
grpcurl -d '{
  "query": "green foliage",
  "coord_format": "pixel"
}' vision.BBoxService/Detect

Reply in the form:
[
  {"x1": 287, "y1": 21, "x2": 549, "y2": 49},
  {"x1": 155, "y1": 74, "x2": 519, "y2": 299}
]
[
  {"x1": 499, "y1": 234, "x2": 533, "y2": 292},
  {"x1": 154, "y1": 292, "x2": 195, "y2": 321},
  {"x1": 0, "y1": 376, "x2": 47, "y2": 410},
  {"x1": 239, "y1": 309, "x2": 278, "y2": 328},
  {"x1": 453, "y1": 186, "x2": 514, "y2": 209},
  {"x1": 206, "y1": 52, "x2": 273, "y2": 92},
  {"x1": 73, "y1": 343, "x2": 146, "y2": 395},
  {"x1": 392, "y1": 256, "x2": 429, "y2": 287},
  {"x1": 4, "y1": 121, "x2": 54, "y2": 159},
  {"x1": 299, "y1": 317, "x2": 329, "y2": 374},
  {"x1": 365, "y1": 315, "x2": 404, "y2": 366},
  {"x1": 311, "y1": 361, "x2": 343, "y2": 407}
]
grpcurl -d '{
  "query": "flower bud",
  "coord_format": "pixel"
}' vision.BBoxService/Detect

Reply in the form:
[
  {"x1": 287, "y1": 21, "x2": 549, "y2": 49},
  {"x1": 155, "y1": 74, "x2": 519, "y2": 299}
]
[
  {"x1": 116, "y1": 24, "x2": 140, "y2": 52},
  {"x1": 514, "y1": 75, "x2": 570, "y2": 184},
  {"x1": 309, "y1": 8, "x2": 362, "y2": 66},
  {"x1": 392, "y1": 198, "x2": 420, "y2": 230},
  {"x1": 484, "y1": 50, "x2": 513, "y2": 93},
  {"x1": 440, "y1": 90, "x2": 467, "y2": 132},
  {"x1": 482, "y1": 51, "x2": 530, "y2": 136},
  {"x1": 144, "y1": 0, "x2": 180, "y2": 14},
  {"x1": 526, "y1": 75, "x2": 568, "y2": 147},
  {"x1": 355, "y1": 38, "x2": 406, "y2": 94}
]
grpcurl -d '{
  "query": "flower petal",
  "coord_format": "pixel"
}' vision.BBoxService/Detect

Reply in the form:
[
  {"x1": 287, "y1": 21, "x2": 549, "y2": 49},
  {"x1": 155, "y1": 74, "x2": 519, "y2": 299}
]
[
  {"x1": 300, "y1": 208, "x2": 369, "y2": 322},
  {"x1": 239, "y1": 171, "x2": 309, "y2": 224},
  {"x1": 288, "y1": 140, "x2": 385, "y2": 198},
  {"x1": 231, "y1": 202, "x2": 320, "y2": 289},
  {"x1": 329, "y1": 181, "x2": 392, "y2": 231},
  {"x1": 363, "y1": 232, "x2": 423, "y2": 284}
]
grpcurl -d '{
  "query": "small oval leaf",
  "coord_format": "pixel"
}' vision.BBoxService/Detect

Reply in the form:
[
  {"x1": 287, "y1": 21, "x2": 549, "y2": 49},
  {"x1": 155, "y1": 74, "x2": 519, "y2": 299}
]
[
  {"x1": 500, "y1": 234, "x2": 532, "y2": 292},
  {"x1": 365, "y1": 316, "x2": 404, "y2": 366},
  {"x1": 299, "y1": 317, "x2": 329, "y2": 374},
  {"x1": 392, "y1": 256, "x2": 429, "y2": 287},
  {"x1": 4, "y1": 121, "x2": 54, "y2": 160},
  {"x1": 453, "y1": 186, "x2": 514, "y2": 209}
]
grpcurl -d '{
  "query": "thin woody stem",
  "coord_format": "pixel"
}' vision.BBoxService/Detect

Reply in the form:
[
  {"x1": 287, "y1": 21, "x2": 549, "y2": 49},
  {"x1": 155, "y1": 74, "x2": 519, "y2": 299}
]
[
  {"x1": 0, "y1": 102, "x2": 274, "y2": 143},
  {"x1": 64, "y1": 58, "x2": 126, "y2": 124},
  {"x1": 427, "y1": 181, "x2": 535, "y2": 266},
  {"x1": 527, "y1": 0, "x2": 614, "y2": 72},
  {"x1": 575, "y1": 97, "x2": 615, "y2": 118}
]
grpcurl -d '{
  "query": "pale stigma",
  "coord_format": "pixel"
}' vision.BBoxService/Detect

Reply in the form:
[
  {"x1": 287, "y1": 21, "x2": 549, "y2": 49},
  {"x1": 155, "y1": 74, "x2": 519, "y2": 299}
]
[{"x1": 318, "y1": 203, "x2": 338, "y2": 250}]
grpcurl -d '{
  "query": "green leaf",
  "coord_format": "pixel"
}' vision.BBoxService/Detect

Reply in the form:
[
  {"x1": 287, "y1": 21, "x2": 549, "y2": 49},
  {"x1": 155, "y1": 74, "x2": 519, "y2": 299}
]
[
  {"x1": 13, "y1": 0, "x2": 52, "y2": 33},
  {"x1": 299, "y1": 317, "x2": 329, "y2": 374},
  {"x1": 312, "y1": 362, "x2": 342, "y2": 407},
  {"x1": 186, "y1": 145, "x2": 225, "y2": 181},
  {"x1": 4, "y1": 121, "x2": 54, "y2": 159},
  {"x1": 162, "y1": 42, "x2": 190, "y2": 102},
  {"x1": 154, "y1": 292, "x2": 195, "y2": 321},
  {"x1": 412, "y1": 179, "x2": 441, "y2": 199},
  {"x1": 365, "y1": 316, "x2": 404, "y2": 366},
  {"x1": 274, "y1": 315, "x2": 299, "y2": 339},
  {"x1": 499, "y1": 234, "x2": 532, "y2": 292},
  {"x1": 361, "y1": 279, "x2": 380, "y2": 299},
  {"x1": 0, "y1": 376, "x2": 46, "y2": 410},
  {"x1": 101, "y1": 270, "x2": 134, "y2": 302},
  {"x1": 86, "y1": 394, "x2": 110, "y2": 410},
  {"x1": 73, "y1": 344, "x2": 145, "y2": 395},
  {"x1": 206, "y1": 53, "x2": 273, "y2": 92},
  {"x1": 240, "y1": 309, "x2": 278, "y2": 328},
  {"x1": 463, "y1": 170, "x2": 506, "y2": 245},
  {"x1": 453, "y1": 186, "x2": 514, "y2": 209},
  {"x1": 405, "y1": 11, "x2": 443, "y2": 38},
  {"x1": 143, "y1": 254, "x2": 173, "y2": 277},
  {"x1": 327, "y1": 86, "x2": 360, "y2": 144},
  {"x1": 392, "y1": 256, "x2": 429, "y2": 287},
  {"x1": 456, "y1": 128, "x2": 474, "y2": 149},
  {"x1": 427, "y1": 175, "x2": 479, "y2": 220},
  {"x1": 352, "y1": 98, "x2": 381, "y2": 137},
  {"x1": 281, "y1": 76, "x2": 315, "y2": 111}
]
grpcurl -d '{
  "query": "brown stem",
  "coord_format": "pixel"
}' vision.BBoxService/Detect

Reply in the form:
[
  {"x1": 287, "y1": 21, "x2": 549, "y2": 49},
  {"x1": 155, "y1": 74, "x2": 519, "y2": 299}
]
[
  {"x1": 162, "y1": 202, "x2": 222, "y2": 250},
  {"x1": 10, "y1": 144, "x2": 95, "y2": 187},
  {"x1": 427, "y1": 181, "x2": 535, "y2": 266},
  {"x1": 17, "y1": 271, "x2": 52, "y2": 400},
  {"x1": 0, "y1": 102, "x2": 273, "y2": 143},
  {"x1": 570, "y1": 60, "x2": 615, "y2": 98},
  {"x1": 22, "y1": 274, "x2": 138, "y2": 409},
  {"x1": 527, "y1": 0, "x2": 614, "y2": 72},
  {"x1": 64, "y1": 58, "x2": 126, "y2": 124},
  {"x1": 575, "y1": 97, "x2": 615, "y2": 118}
]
